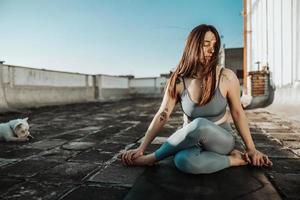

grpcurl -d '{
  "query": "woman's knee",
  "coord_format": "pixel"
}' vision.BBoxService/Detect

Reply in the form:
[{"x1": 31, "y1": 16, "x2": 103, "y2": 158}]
[
  {"x1": 222, "y1": 134, "x2": 235, "y2": 154},
  {"x1": 225, "y1": 134, "x2": 235, "y2": 153},
  {"x1": 174, "y1": 153, "x2": 224, "y2": 174},
  {"x1": 174, "y1": 152, "x2": 191, "y2": 173},
  {"x1": 174, "y1": 151, "x2": 202, "y2": 174}
]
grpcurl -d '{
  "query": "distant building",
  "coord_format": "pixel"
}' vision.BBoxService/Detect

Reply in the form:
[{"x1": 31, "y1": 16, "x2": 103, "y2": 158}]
[
  {"x1": 160, "y1": 72, "x2": 172, "y2": 78},
  {"x1": 160, "y1": 48, "x2": 244, "y2": 82},
  {"x1": 224, "y1": 47, "x2": 243, "y2": 85},
  {"x1": 118, "y1": 75, "x2": 135, "y2": 79}
]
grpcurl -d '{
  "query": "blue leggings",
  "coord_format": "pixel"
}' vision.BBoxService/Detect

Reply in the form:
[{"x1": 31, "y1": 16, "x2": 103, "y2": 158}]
[{"x1": 154, "y1": 118, "x2": 235, "y2": 174}]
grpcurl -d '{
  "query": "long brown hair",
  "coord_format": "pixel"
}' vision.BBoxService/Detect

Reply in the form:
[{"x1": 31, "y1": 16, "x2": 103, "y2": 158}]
[{"x1": 167, "y1": 24, "x2": 221, "y2": 106}]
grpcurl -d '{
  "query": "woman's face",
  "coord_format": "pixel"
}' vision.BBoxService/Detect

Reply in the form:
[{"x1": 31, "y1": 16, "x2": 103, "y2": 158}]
[{"x1": 201, "y1": 31, "x2": 217, "y2": 65}]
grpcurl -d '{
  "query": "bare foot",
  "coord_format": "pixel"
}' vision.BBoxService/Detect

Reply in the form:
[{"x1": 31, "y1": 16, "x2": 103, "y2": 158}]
[
  {"x1": 131, "y1": 153, "x2": 157, "y2": 166},
  {"x1": 229, "y1": 149, "x2": 248, "y2": 167}
]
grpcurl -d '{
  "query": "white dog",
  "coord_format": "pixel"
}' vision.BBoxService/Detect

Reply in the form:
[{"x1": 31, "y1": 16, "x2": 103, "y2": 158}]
[{"x1": 0, "y1": 118, "x2": 33, "y2": 142}]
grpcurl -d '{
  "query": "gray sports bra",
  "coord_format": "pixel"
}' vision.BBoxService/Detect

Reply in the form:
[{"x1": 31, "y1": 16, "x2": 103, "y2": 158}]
[{"x1": 179, "y1": 68, "x2": 227, "y2": 122}]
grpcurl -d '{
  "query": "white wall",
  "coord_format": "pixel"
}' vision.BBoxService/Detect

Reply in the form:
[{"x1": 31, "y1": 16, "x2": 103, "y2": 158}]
[
  {"x1": 247, "y1": 0, "x2": 300, "y2": 87},
  {"x1": 129, "y1": 77, "x2": 167, "y2": 88},
  {"x1": 96, "y1": 75, "x2": 130, "y2": 100},
  {"x1": 10, "y1": 66, "x2": 92, "y2": 87},
  {"x1": 129, "y1": 78, "x2": 155, "y2": 88},
  {"x1": 0, "y1": 64, "x2": 167, "y2": 111},
  {"x1": 128, "y1": 77, "x2": 167, "y2": 97},
  {"x1": 0, "y1": 65, "x2": 95, "y2": 110},
  {"x1": 100, "y1": 75, "x2": 129, "y2": 89},
  {"x1": 247, "y1": 0, "x2": 300, "y2": 106}
]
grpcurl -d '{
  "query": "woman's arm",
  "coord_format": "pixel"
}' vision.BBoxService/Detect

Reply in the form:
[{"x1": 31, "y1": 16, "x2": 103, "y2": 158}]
[
  {"x1": 225, "y1": 69, "x2": 255, "y2": 150},
  {"x1": 122, "y1": 79, "x2": 180, "y2": 165},
  {"x1": 225, "y1": 69, "x2": 272, "y2": 167},
  {"x1": 139, "y1": 80, "x2": 180, "y2": 152}
]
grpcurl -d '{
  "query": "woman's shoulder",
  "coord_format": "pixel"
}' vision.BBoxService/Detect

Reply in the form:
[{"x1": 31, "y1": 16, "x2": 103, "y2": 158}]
[{"x1": 220, "y1": 67, "x2": 238, "y2": 83}]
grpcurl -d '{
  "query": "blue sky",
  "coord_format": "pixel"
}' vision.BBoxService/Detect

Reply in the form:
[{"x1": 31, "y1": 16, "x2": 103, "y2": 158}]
[{"x1": 0, "y1": 0, "x2": 243, "y2": 77}]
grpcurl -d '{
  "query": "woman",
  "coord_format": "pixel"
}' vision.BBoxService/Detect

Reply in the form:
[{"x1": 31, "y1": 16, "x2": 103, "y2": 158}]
[{"x1": 121, "y1": 24, "x2": 273, "y2": 174}]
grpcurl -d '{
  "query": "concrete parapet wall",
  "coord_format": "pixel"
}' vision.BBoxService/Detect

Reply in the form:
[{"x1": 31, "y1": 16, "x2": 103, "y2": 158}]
[
  {"x1": 272, "y1": 82, "x2": 300, "y2": 105},
  {"x1": 11, "y1": 66, "x2": 93, "y2": 87},
  {"x1": 0, "y1": 65, "x2": 166, "y2": 111},
  {"x1": 5, "y1": 86, "x2": 95, "y2": 108},
  {"x1": 0, "y1": 65, "x2": 95, "y2": 110},
  {"x1": 130, "y1": 87, "x2": 163, "y2": 97},
  {"x1": 96, "y1": 75, "x2": 130, "y2": 100},
  {"x1": 101, "y1": 88, "x2": 131, "y2": 100},
  {"x1": 100, "y1": 75, "x2": 129, "y2": 89},
  {"x1": 129, "y1": 77, "x2": 166, "y2": 97}
]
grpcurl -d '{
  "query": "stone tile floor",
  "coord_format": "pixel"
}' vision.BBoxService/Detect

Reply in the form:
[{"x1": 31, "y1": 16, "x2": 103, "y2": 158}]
[{"x1": 0, "y1": 98, "x2": 299, "y2": 200}]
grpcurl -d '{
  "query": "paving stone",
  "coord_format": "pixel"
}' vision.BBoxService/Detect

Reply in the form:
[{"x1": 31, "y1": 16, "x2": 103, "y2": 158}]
[
  {"x1": 59, "y1": 185, "x2": 129, "y2": 200},
  {"x1": 157, "y1": 127, "x2": 176, "y2": 137},
  {"x1": 95, "y1": 142, "x2": 126, "y2": 153},
  {"x1": 250, "y1": 134, "x2": 271, "y2": 141},
  {"x1": 39, "y1": 148, "x2": 79, "y2": 161},
  {"x1": 250, "y1": 129, "x2": 267, "y2": 134},
  {"x1": 107, "y1": 135, "x2": 139, "y2": 144},
  {"x1": 82, "y1": 132, "x2": 110, "y2": 142},
  {"x1": 118, "y1": 127, "x2": 145, "y2": 139},
  {"x1": 249, "y1": 122, "x2": 290, "y2": 129},
  {"x1": 267, "y1": 173, "x2": 300, "y2": 200},
  {"x1": 0, "y1": 159, "x2": 60, "y2": 178},
  {"x1": 163, "y1": 123, "x2": 177, "y2": 129},
  {"x1": 137, "y1": 136, "x2": 167, "y2": 145},
  {"x1": 51, "y1": 132, "x2": 86, "y2": 140},
  {"x1": 0, "y1": 148, "x2": 42, "y2": 159},
  {"x1": 78, "y1": 126, "x2": 103, "y2": 132},
  {"x1": 34, "y1": 162, "x2": 99, "y2": 183},
  {"x1": 264, "y1": 128, "x2": 293, "y2": 133},
  {"x1": 265, "y1": 159, "x2": 300, "y2": 174},
  {"x1": 1, "y1": 98, "x2": 298, "y2": 199},
  {"x1": 0, "y1": 158, "x2": 18, "y2": 167},
  {"x1": 290, "y1": 149, "x2": 300, "y2": 157},
  {"x1": 268, "y1": 132, "x2": 300, "y2": 141},
  {"x1": 0, "y1": 177, "x2": 23, "y2": 195},
  {"x1": 256, "y1": 146, "x2": 299, "y2": 159},
  {"x1": 62, "y1": 142, "x2": 95, "y2": 151},
  {"x1": 120, "y1": 120, "x2": 140, "y2": 125},
  {"x1": 282, "y1": 141, "x2": 300, "y2": 149},
  {"x1": 0, "y1": 143, "x2": 21, "y2": 152},
  {"x1": 88, "y1": 113, "x2": 116, "y2": 118},
  {"x1": 254, "y1": 139, "x2": 282, "y2": 148},
  {"x1": 93, "y1": 116, "x2": 110, "y2": 121},
  {"x1": 28, "y1": 139, "x2": 67, "y2": 150},
  {"x1": 68, "y1": 149, "x2": 113, "y2": 164},
  {"x1": 133, "y1": 123, "x2": 150, "y2": 133},
  {"x1": 249, "y1": 127, "x2": 263, "y2": 133},
  {"x1": 1, "y1": 181, "x2": 72, "y2": 200},
  {"x1": 83, "y1": 126, "x2": 124, "y2": 141},
  {"x1": 88, "y1": 161, "x2": 145, "y2": 187}
]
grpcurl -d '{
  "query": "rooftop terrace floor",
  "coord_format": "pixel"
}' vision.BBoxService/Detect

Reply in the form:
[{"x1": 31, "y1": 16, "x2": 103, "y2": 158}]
[{"x1": 0, "y1": 98, "x2": 299, "y2": 200}]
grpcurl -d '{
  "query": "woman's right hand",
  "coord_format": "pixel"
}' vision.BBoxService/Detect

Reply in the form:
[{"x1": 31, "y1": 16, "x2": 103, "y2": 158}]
[
  {"x1": 121, "y1": 148, "x2": 144, "y2": 166},
  {"x1": 244, "y1": 148, "x2": 273, "y2": 167}
]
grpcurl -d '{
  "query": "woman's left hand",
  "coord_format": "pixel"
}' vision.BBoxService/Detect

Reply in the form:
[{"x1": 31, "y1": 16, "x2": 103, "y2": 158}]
[{"x1": 244, "y1": 148, "x2": 273, "y2": 167}]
